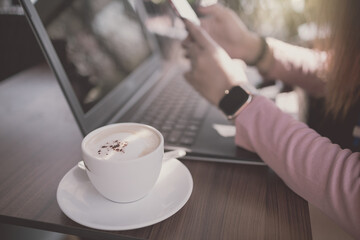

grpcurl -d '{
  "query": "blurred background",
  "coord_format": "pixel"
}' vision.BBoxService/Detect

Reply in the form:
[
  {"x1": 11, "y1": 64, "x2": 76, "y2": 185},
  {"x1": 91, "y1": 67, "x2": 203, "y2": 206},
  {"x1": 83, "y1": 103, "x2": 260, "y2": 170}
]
[{"x1": 143, "y1": 0, "x2": 316, "y2": 47}]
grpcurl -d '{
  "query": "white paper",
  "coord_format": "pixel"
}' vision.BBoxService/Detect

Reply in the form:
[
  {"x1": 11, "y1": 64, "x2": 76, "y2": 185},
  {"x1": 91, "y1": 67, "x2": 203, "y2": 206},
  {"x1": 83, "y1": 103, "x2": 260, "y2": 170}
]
[{"x1": 213, "y1": 124, "x2": 236, "y2": 137}]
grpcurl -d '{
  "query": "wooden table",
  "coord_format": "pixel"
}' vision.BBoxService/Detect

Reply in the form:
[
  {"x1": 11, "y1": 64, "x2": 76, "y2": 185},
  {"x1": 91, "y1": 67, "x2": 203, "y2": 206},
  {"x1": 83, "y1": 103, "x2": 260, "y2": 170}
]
[{"x1": 0, "y1": 64, "x2": 312, "y2": 240}]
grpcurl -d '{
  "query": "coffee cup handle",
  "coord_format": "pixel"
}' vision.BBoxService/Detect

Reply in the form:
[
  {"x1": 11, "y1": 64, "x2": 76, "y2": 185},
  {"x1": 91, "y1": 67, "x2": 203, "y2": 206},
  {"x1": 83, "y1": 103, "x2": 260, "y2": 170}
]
[
  {"x1": 163, "y1": 149, "x2": 186, "y2": 162},
  {"x1": 78, "y1": 161, "x2": 91, "y2": 171}
]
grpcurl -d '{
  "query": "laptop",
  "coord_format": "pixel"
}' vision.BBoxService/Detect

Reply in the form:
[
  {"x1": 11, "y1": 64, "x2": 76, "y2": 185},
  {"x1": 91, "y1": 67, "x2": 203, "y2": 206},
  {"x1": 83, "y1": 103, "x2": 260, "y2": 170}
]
[{"x1": 20, "y1": 0, "x2": 263, "y2": 165}]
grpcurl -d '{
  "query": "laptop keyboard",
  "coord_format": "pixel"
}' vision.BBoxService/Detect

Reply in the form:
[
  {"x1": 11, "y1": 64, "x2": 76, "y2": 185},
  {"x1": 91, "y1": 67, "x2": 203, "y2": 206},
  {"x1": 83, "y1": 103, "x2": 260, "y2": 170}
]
[{"x1": 133, "y1": 77, "x2": 209, "y2": 147}]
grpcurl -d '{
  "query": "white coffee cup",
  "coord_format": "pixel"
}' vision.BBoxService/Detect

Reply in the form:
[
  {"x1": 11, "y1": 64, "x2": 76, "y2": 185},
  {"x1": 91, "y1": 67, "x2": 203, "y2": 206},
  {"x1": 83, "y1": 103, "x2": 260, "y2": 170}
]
[{"x1": 81, "y1": 123, "x2": 164, "y2": 203}]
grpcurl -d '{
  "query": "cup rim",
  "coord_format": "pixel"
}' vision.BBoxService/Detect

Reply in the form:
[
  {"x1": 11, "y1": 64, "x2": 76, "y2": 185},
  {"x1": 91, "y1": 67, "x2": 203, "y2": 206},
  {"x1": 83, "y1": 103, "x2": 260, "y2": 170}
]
[{"x1": 81, "y1": 123, "x2": 164, "y2": 163}]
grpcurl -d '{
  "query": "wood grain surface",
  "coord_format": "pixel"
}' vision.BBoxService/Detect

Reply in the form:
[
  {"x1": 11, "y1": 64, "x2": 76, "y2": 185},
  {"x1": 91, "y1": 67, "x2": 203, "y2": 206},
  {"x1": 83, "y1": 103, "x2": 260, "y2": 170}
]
[{"x1": 0, "y1": 64, "x2": 312, "y2": 239}]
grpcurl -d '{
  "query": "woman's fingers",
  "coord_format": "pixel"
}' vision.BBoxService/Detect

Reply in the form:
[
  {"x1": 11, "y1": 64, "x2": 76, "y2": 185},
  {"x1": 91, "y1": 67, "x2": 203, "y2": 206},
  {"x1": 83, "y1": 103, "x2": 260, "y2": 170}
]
[
  {"x1": 183, "y1": 19, "x2": 212, "y2": 50},
  {"x1": 197, "y1": 3, "x2": 224, "y2": 17},
  {"x1": 181, "y1": 35, "x2": 192, "y2": 48},
  {"x1": 182, "y1": 37, "x2": 201, "y2": 65}
]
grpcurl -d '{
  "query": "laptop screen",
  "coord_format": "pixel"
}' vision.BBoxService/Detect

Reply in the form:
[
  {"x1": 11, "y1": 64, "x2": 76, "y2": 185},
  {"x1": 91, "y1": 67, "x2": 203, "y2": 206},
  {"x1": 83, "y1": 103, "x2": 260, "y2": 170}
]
[{"x1": 35, "y1": 0, "x2": 153, "y2": 113}]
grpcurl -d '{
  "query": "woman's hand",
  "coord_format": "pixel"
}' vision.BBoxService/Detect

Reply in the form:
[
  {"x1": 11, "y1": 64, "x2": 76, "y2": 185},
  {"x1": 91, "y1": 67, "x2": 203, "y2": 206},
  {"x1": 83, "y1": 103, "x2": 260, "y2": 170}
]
[
  {"x1": 198, "y1": 4, "x2": 261, "y2": 63},
  {"x1": 182, "y1": 19, "x2": 247, "y2": 106}
]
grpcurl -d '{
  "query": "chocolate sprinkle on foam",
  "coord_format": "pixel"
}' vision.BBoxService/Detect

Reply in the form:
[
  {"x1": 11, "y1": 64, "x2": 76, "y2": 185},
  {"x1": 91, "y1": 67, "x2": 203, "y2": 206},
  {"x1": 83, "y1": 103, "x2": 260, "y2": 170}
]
[{"x1": 97, "y1": 140, "x2": 128, "y2": 156}]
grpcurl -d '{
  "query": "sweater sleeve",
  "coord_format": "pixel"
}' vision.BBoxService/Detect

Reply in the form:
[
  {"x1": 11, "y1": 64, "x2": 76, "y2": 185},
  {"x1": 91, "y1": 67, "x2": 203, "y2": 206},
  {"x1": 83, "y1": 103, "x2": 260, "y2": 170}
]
[
  {"x1": 235, "y1": 95, "x2": 360, "y2": 238},
  {"x1": 261, "y1": 38, "x2": 327, "y2": 97}
]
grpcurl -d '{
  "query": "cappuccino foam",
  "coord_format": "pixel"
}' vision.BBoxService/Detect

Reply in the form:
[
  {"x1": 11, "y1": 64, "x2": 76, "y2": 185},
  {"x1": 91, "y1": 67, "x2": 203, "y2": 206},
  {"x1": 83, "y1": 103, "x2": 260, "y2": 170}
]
[{"x1": 85, "y1": 126, "x2": 160, "y2": 161}]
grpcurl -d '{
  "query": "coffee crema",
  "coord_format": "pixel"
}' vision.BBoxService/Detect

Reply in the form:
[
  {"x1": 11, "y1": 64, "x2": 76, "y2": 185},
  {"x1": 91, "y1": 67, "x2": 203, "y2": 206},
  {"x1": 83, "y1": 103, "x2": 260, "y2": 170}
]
[{"x1": 85, "y1": 126, "x2": 160, "y2": 161}]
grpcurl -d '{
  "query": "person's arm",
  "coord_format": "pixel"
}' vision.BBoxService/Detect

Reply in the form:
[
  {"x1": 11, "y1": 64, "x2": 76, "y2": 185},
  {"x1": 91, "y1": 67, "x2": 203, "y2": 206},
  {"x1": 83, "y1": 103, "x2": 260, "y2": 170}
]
[
  {"x1": 257, "y1": 38, "x2": 327, "y2": 97},
  {"x1": 180, "y1": 20, "x2": 359, "y2": 237},
  {"x1": 235, "y1": 95, "x2": 360, "y2": 238},
  {"x1": 198, "y1": 4, "x2": 327, "y2": 97}
]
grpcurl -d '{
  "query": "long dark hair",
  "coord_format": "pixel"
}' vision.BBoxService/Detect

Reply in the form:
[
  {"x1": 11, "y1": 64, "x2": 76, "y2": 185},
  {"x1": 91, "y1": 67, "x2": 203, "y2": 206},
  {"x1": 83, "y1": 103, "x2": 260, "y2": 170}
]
[{"x1": 315, "y1": 0, "x2": 360, "y2": 118}]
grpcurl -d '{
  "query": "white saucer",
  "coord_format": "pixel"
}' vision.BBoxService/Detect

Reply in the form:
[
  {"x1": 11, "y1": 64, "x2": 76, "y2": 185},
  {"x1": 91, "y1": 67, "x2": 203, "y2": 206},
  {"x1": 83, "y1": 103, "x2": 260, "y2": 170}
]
[{"x1": 57, "y1": 158, "x2": 193, "y2": 231}]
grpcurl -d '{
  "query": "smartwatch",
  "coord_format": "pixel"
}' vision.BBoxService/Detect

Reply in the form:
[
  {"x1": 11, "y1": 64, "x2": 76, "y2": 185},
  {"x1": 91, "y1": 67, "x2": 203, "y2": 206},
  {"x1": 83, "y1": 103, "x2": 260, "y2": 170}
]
[{"x1": 218, "y1": 86, "x2": 252, "y2": 120}]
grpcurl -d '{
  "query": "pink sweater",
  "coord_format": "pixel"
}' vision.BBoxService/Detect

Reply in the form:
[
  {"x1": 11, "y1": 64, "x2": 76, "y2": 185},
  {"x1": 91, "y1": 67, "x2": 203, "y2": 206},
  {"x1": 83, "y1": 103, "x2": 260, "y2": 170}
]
[{"x1": 235, "y1": 39, "x2": 360, "y2": 238}]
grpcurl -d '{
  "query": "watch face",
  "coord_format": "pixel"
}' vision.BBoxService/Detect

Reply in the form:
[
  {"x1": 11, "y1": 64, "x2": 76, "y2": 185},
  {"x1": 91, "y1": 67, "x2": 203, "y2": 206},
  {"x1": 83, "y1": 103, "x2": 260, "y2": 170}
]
[{"x1": 219, "y1": 86, "x2": 250, "y2": 116}]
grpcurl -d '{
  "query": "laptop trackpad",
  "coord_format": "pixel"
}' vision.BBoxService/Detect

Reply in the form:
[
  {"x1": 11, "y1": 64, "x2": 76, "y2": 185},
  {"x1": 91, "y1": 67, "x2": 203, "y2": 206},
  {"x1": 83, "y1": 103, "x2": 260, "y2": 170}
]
[{"x1": 191, "y1": 106, "x2": 263, "y2": 164}]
